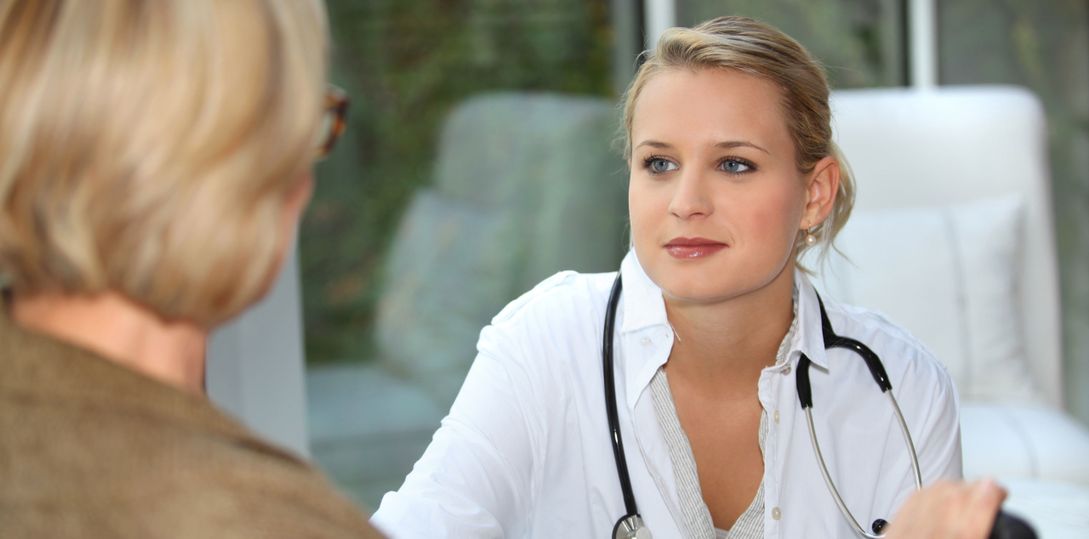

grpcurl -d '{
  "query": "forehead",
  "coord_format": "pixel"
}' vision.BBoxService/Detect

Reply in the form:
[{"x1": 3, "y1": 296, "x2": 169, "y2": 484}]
[{"x1": 631, "y1": 67, "x2": 792, "y2": 153}]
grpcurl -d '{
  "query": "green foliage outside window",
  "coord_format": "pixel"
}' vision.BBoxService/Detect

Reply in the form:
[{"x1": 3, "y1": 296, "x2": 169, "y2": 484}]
[
  {"x1": 301, "y1": 1, "x2": 614, "y2": 364},
  {"x1": 677, "y1": 0, "x2": 907, "y2": 89}
]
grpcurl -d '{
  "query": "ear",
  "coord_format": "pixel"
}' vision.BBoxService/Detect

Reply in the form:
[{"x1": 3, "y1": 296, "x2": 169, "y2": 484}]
[{"x1": 801, "y1": 155, "x2": 840, "y2": 230}]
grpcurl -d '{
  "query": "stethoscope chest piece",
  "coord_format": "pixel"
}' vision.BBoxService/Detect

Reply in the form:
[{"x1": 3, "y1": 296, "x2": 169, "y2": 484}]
[{"x1": 613, "y1": 514, "x2": 652, "y2": 539}]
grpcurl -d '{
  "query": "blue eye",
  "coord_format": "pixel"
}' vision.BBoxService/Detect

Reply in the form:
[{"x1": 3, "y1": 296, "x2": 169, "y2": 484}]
[
  {"x1": 720, "y1": 158, "x2": 754, "y2": 174},
  {"x1": 644, "y1": 157, "x2": 678, "y2": 174}
]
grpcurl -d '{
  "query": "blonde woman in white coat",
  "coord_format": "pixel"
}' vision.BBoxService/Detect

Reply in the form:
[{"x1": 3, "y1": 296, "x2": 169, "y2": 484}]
[{"x1": 374, "y1": 16, "x2": 1005, "y2": 539}]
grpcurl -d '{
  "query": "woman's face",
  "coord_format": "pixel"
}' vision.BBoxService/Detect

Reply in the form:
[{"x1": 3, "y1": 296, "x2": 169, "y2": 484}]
[{"x1": 628, "y1": 67, "x2": 822, "y2": 306}]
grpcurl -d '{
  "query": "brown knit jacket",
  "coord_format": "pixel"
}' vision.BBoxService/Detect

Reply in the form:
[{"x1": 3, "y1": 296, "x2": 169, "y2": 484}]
[{"x1": 0, "y1": 307, "x2": 384, "y2": 538}]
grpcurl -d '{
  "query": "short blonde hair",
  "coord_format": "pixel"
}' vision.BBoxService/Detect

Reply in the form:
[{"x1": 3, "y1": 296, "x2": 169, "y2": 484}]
[
  {"x1": 0, "y1": 0, "x2": 329, "y2": 325},
  {"x1": 621, "y1": 16, "x2": 855, "y2": 262}
]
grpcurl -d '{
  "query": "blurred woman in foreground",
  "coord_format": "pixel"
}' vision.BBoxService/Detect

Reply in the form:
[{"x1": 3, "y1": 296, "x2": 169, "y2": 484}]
[{"x1": 0, "y1": 1, "x2": 380, "y2": 536}]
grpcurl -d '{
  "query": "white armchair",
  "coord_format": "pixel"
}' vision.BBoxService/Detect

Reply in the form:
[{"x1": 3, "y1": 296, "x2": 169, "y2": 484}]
[{"x1": 816, "y1": 86, "x2": 1089, "y2": 536}]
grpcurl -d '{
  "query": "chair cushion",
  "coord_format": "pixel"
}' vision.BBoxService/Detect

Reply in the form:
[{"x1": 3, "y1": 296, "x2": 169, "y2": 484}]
[
  {"x1": 961, "y1": 402, "x2": 1089, "y2": 485},
  {"x1": 373, "y1": 189, "x2": 516, "y2": 402},
  {"x1": 810, "y1": 195, "x2": 1043, "y2": 403},
  {"x1": 999, "y1": 478, "x2": 1089, "y2": 539}
]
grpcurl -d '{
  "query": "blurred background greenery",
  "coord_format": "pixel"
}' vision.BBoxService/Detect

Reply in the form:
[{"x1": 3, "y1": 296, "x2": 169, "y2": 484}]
[{"x1": 302, "y1": 0, "x2": 613, "y2": 364}]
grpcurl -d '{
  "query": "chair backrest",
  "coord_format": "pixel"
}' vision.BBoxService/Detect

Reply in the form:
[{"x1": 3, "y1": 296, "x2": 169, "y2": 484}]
[
  {"x1": 373, "y1": 92, "x2": 628, "y2": 402},
  {"x1": 825, "y1": 86, "x2": 1063, "y2": 406}
]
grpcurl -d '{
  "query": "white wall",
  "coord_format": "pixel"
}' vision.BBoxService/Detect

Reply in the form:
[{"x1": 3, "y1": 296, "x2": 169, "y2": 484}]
[{"x1": 206, "y1": 249, "x2": 310, "y2": 457}]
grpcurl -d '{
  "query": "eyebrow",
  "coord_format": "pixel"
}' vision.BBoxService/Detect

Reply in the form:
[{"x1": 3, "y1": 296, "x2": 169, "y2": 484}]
[{"x1": 635, "y1": 139, "x2": 771, "y2": 155}]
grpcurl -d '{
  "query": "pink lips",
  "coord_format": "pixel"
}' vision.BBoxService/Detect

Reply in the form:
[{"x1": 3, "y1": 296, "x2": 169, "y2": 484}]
[{"x1": 664, "y1": 237, "x2": 727, "y2": 259}]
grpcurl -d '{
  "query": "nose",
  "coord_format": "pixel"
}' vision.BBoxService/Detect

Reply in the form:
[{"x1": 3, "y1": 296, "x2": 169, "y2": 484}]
[{"x1": 668, "y1": 169, "x2": 713, "y2": 219}]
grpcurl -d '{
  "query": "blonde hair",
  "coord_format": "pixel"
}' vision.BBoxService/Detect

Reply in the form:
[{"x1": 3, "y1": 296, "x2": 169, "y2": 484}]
[
  {"x1": 621, "y1": 16, "x2": 854, "y2": 263},
  {"x1": 0, "y1": 0, "x2": 328, "y2": 325}
]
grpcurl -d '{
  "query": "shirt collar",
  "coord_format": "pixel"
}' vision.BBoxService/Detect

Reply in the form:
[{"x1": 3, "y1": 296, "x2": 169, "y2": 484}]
[
  {"x1": 616, "y1": 251, "x2": 672, "y2": 410},
  {"x1": 791, "y1": 271, "x2": 831, "y2": 370},
  {"x1": 616, "y1": 250, "x2": 831, "y2": 380},
  {"x1": 618, "y1": 250, "x2": 668, "y2": 335}
]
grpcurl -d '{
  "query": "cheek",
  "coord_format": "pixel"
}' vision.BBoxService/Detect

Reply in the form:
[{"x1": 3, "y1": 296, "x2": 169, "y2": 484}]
[
  {"x1": 627, "y1": 178, "x2": 658, "y2": 236},
  {"x1": 744, "y1": 183, "x2": 806, "y2": 241}
]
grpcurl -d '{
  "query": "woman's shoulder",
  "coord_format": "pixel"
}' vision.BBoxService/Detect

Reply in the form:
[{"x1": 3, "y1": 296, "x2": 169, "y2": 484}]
[
  {"x1": 823, "y1": 299, "x2": 924, "y2": 348},
  {"x1": 490, "y1": 270, "x2": 616, "y2": 328},
  {"x1": 473, "y1": 269, "x2": 615, "y2": 380},
  {"x1": 820, "y1": 297, "x2": 953, "y2": 386}
]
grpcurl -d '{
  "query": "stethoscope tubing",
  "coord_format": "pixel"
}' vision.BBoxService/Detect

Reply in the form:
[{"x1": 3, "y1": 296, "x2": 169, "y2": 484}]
[
  {"x1": 803, "y1": 390, "x2": 923, "y2": 538},
  {"x1": 602, "y1": 275, "x2": 640, "y2": 522},
  {"x1": 803, "y1": 297, "x2": 923, "y2": 538},
  {"x1": 889, "y1": 391, "x2": 924, "y2": 493}
]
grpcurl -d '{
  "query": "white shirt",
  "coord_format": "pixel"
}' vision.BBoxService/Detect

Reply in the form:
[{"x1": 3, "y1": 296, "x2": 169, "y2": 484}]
[{"x1": 372, "y1": 251, "x2": 962, "y2": 538}]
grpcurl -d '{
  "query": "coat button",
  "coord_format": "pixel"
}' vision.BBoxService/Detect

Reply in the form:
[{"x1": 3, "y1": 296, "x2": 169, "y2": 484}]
[
  {"x1": 773, "y1": 410, "x2": 780, "y2": 424},
  {"x1": 771, "y1": 507, "x2": 782, "y2": 520},
  {"x1": 782, "y1": 364, "x2": 792, "y2": 375}
]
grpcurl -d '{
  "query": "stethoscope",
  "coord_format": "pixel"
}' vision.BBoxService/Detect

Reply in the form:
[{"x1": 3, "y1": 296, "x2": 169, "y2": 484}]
[{"x1": 603, "y1": 273, "x2": 922, "y2": 539}]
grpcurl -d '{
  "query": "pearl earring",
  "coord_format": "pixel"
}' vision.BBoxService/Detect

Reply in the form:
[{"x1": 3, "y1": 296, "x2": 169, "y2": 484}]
[{"x1": 804, "y1": 227, "x2": 817, "y2": 246}]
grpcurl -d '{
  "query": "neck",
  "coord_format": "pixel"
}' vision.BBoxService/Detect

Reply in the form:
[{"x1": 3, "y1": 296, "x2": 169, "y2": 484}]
[
  {"x1": 11, "y1": 291, "x2": 208, "y2": 393},
  {"x1": 663, "y1": 265, "x2": 796, "y2": 386}
]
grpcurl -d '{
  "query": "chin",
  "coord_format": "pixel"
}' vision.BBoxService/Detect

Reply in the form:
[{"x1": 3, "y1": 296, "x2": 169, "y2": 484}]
[
  {"x1": 649, "y1": 258, "x2": 791, "y2": 307},
  {"x1": 661, "y1": 281, "x2": 743, "y2": 305},
  {"x1": 647, "y1": 264, "x2": 731, "y2": 303}
]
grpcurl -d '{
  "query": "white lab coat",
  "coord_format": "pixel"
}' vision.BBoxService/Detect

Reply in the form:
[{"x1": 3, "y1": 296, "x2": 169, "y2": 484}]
[{"x1": 372, "y1": 251, "x2": 962, "y2": 538}]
